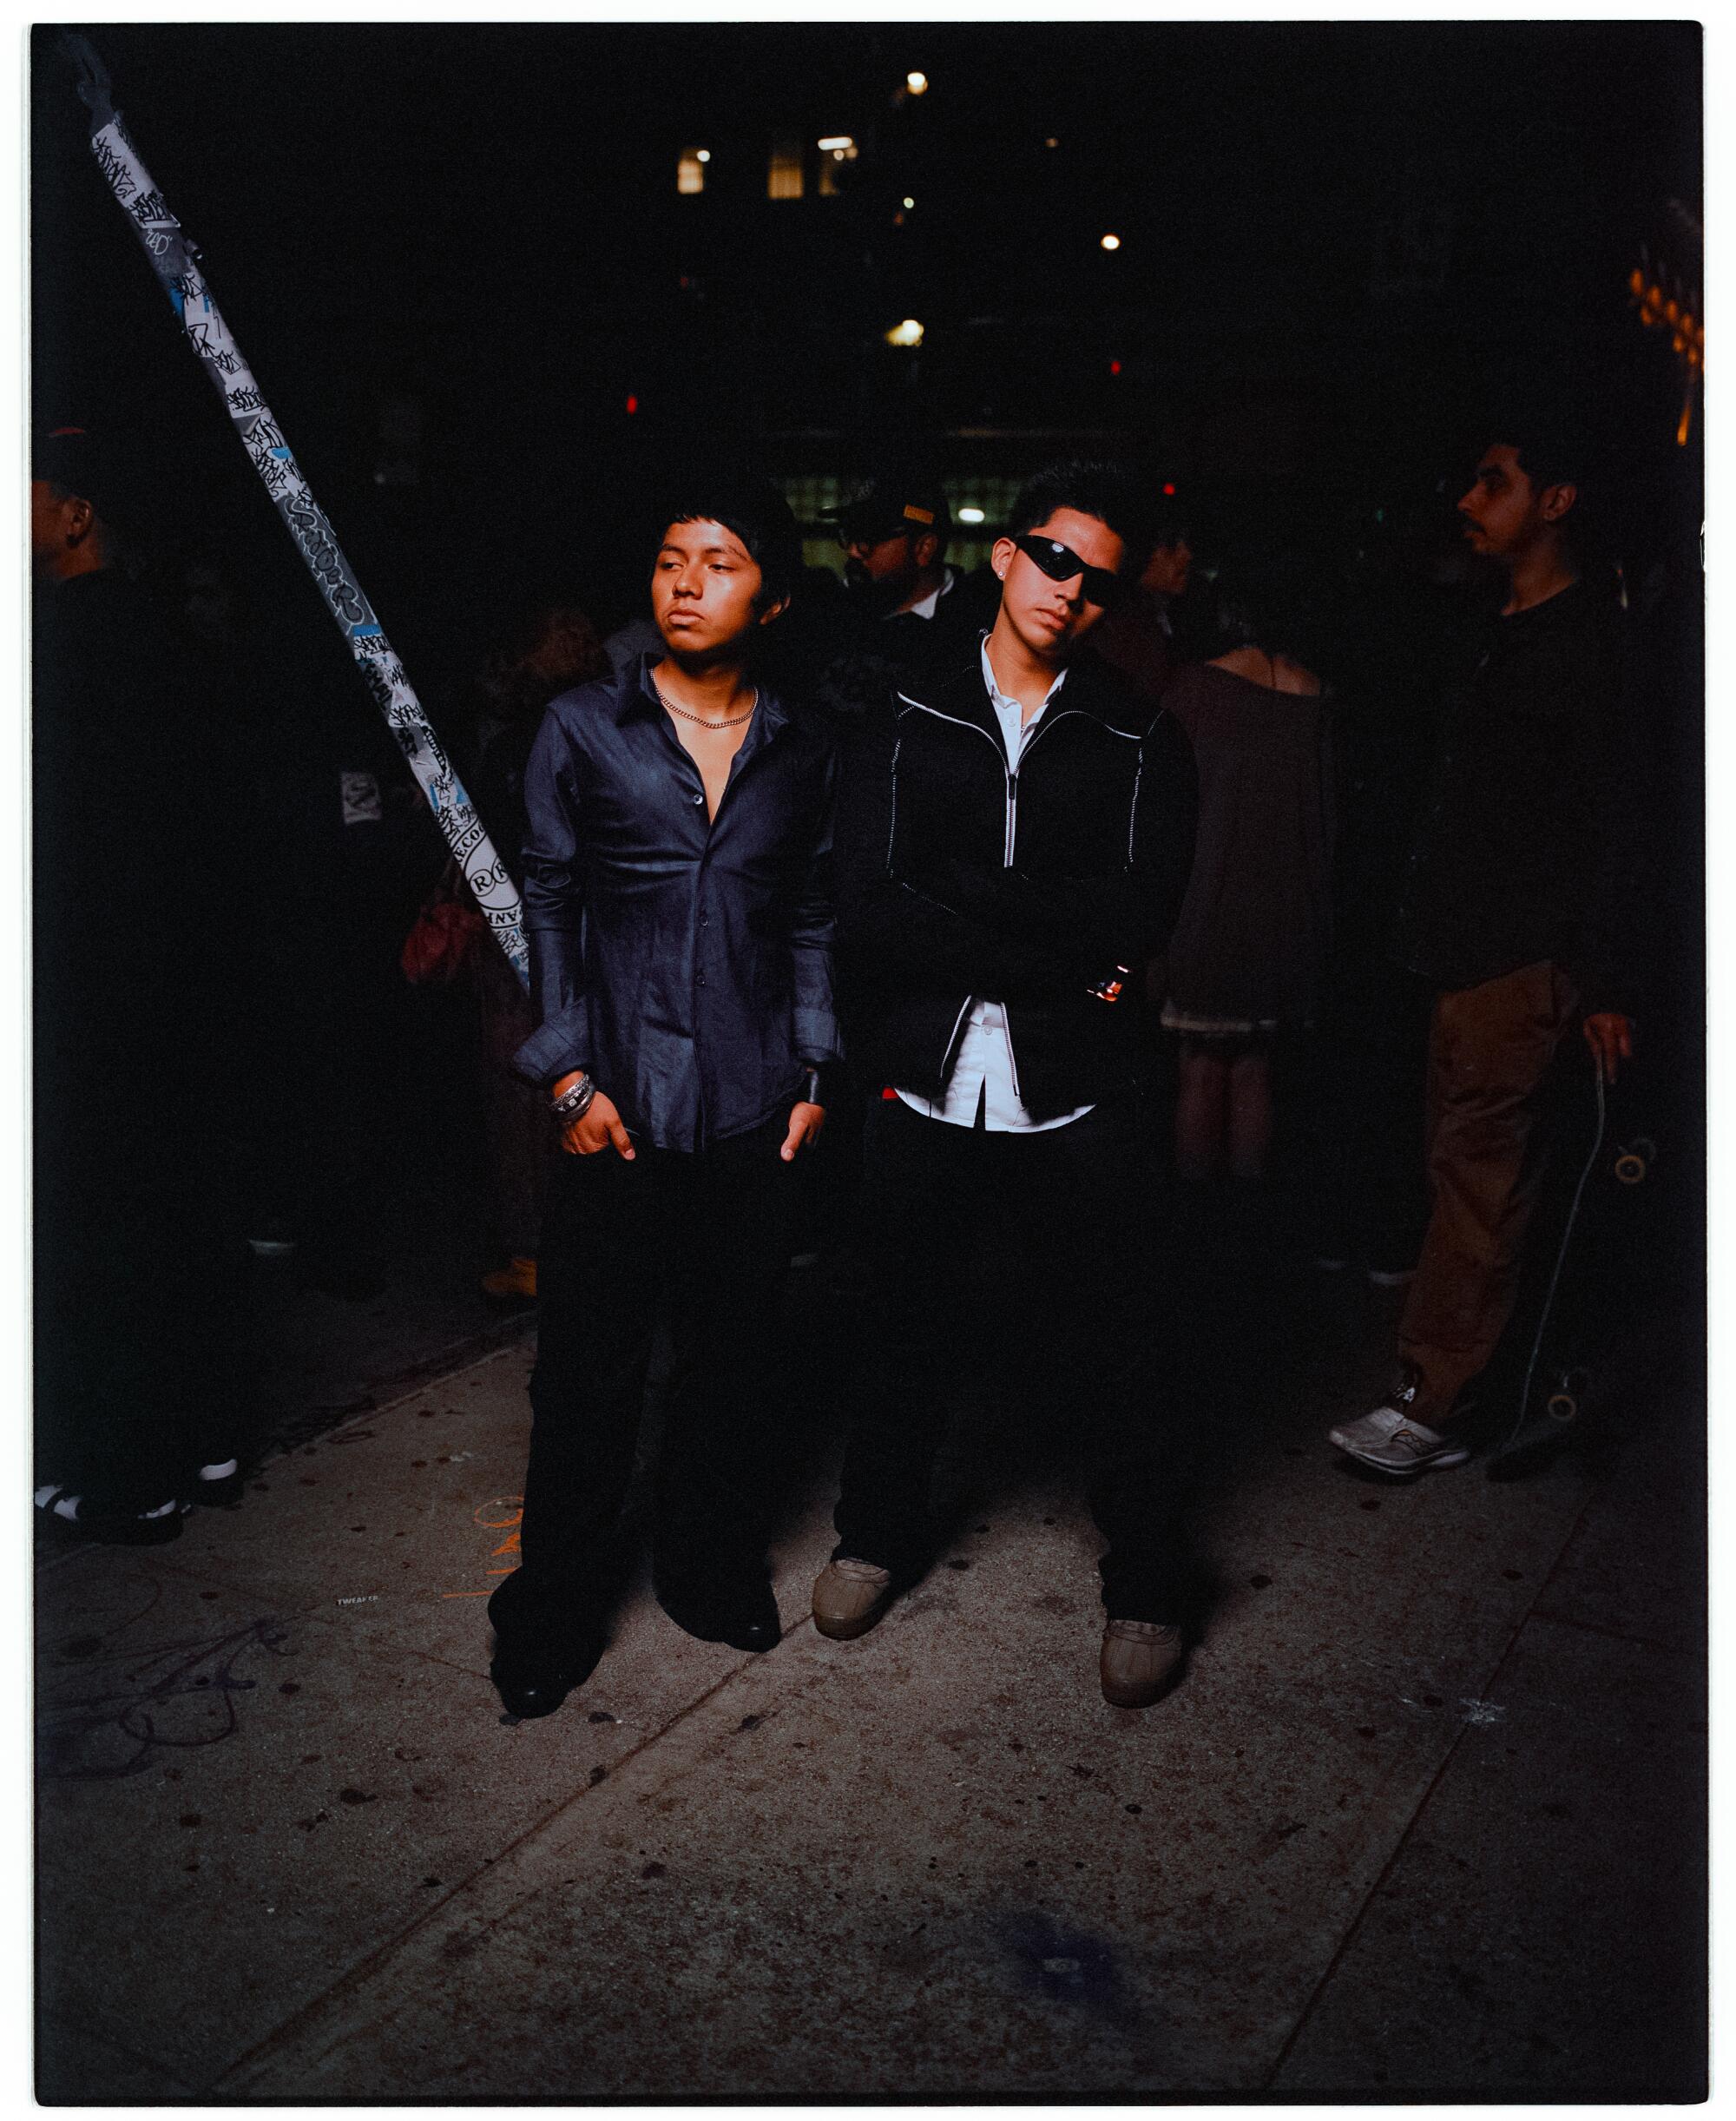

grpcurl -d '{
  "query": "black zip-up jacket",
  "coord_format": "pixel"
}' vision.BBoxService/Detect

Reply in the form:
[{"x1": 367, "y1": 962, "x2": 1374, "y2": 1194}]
[
  {"x1": 511, "y1": 655, "x2": 841, "y2": 1151},
  {"x1": 1389, "y1": 581, "x2": 1639, "y2": 1014},
  {"x1": 835, "y1": 646, "x2": 1197, "y2": 1122}
]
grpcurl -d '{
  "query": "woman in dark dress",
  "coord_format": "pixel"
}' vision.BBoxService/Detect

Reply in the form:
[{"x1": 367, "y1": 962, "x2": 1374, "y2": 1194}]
[{"x1": 1159, "y1": 559, "x2": 1335, "y2": 1183}]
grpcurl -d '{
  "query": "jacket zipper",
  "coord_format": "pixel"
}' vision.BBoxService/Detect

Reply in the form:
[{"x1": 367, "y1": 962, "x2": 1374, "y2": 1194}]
[{"x1": 897, "y1": 692, "x2": 1088, "y2": 1108}]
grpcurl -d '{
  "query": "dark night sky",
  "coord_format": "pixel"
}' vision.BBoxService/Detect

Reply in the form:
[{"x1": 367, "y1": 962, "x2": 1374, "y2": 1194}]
[{"x1": 30, "y1": 21, "x2": 1703, "y2": 665}]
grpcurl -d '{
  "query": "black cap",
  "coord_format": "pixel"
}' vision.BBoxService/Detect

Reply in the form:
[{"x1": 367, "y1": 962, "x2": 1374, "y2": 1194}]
[{"x1": 830, "y1": 471, "x2": 952, "y2": 545}]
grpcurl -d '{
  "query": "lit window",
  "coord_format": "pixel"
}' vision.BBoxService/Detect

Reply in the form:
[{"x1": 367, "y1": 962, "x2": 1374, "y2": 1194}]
[
  {"x1": 768, "y1": 141, "x2": 804, "y2": 201},
  {"x1": 677, "y1": 149, "x2": 706, "y2": 195},
  {"x1": 817, "y1": 135, "x2": 858, "y2": 198}
]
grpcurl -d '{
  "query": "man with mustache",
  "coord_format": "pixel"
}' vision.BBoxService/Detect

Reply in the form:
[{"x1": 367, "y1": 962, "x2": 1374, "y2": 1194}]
[
  {"x1": 813, "y1": 460, "x2": 1199, "y2": 1708},
  {"x1": 1327, "y1": 414, "x2": 1638, "y2": 1477}
]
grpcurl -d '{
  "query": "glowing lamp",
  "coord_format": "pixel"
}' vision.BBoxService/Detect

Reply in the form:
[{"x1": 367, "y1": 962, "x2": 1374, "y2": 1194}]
[
  {"x1": 884, "y1": 319, "x2": 924, "y2": 347},
  {"x1": 957, "y1": 505, "x2": 986, "y2": 524},
  {"x1": 1100, "y1": 234, "x2": 1121, "y2": 252},
  {"x1": 906, "y1": 71, "x2": 928, "y2": 94}
]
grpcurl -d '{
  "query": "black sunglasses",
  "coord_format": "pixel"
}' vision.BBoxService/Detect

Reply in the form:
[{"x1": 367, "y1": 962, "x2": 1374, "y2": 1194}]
[{"x1": 1011, "y1": 534, "x2": 1123, "y2": 608}]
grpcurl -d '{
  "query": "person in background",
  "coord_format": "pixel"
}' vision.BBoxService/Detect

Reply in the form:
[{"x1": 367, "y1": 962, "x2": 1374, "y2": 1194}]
[
  {"x1": 1091, "y1": 488, "x2": 1198, "y2": 702},
  {"x1": 813, "y1": 460, "x2": 1199, "y2": 1710},
  {"x1": 487, "y1": 469, "x2": 839, "y2": 1721},
  {"x1": 1327, "y1": 411, "x2": 1639, "y2": 1478},
  {"x1": 465, "y1": 596, "x2": 614, "y2": 1301},
  {"x1": 805, "y1": 462, "x2": 992, "y2": 719},
  {"x1": 1305, "y1": 505, "x2": 1466, "y2": 1288},
  {"x1": 33, "y1": 428, "x2": 253, "y2": 1533},
  {"x1": 1159, "y1": 555, "x2": 1336, "y2": 1194}
]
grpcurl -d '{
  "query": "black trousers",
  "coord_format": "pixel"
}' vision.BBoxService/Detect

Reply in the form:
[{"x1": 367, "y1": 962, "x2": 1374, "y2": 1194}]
[
  {"x1": 490, "y1": 1113, "x2": 799, "y2": 1652},
  {"x1": 35, "y1": 1084, "x2": 248, "y2": 1504},
  {"x1": 832, "y1": 1095, "x2": 1187, "y2": 1619}
]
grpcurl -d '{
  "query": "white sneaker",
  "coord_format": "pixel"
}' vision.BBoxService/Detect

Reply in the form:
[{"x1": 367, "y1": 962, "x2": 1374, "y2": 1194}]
[{"x1": 1329, "y1": 1380, "x2": 1470, "y2": 1475}]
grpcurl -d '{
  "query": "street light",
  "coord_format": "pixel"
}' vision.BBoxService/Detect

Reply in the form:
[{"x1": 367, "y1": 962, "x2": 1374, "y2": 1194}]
[
  {"x1": 906, "y1": 71, "x2": 929, "y2": 94},
  {"x1": 1100, "y1": 233, "x2": 1121, "y2": 251},
  {"x1": 884, "y1": 319, "x2": 924, "y2": 347}
]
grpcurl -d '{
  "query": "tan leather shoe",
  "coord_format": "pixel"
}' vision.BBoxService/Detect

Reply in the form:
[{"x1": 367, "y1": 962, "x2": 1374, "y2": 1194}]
[
  {"x1": 1100, "y1": 1618, "x2": 1185, "y2": 1708},
  {"x1": 812, "y1": 1558, "x2": 894, "y2": 1640}
]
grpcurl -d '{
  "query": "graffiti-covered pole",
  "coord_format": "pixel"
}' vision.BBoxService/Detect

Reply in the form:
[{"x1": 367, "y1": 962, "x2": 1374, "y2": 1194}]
[{"x1": 62, "y1": 36, "x2": 529, "y2": 985}]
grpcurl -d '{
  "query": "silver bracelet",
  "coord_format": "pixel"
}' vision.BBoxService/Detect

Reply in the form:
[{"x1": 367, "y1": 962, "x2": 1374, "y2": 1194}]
[{"x1": 550, "y1": 1074, "x2": 595, "y2": 1122}]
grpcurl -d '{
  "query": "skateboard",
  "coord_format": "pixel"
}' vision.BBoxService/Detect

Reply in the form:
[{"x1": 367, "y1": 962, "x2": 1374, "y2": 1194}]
[{"x1": 1483, "y1": 1056, "x2": 1659, "y2": 1479}]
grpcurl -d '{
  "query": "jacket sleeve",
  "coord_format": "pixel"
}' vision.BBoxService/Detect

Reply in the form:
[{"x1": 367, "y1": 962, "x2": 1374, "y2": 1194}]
[
  {"x1": 914, "y1": 711, "x2": 1199, "y2": 983},
  {"x1": 792, "y1": 741, "x2": 844, "y2": 1067},
  {"x1": 835, "y1": 705, "x2": 1052, "y2": 1001},
  {"x1": 510, "y1": 708, "x2": 595, "y2": 1086}
]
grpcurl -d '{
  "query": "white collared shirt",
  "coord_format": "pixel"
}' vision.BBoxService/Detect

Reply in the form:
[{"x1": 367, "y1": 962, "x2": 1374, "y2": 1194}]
[
  {"x1": 899, "y1": 565, "x2": 959, "y2": 622},
  {"x1": 895, "y1": 640, "x2": 1095, "y2": 1134}
]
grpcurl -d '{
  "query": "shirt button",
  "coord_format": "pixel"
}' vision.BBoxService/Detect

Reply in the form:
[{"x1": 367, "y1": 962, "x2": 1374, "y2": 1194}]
[
  {"x1": 692, "y1": 793, "x2": 704, "y2": 805},
  {"x1": 700, "y1": 913, "x2": 709, "y2": 925},
  {"x1": 696, "y1": 973, "x2": 707, "y2": 986}
]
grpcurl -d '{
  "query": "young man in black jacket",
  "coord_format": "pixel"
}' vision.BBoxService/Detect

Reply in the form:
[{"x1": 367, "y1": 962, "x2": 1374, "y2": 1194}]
[
  {"x1": 488, "y1": 471, "x2": 839, "y2": 1720},
  {"x1": 1327, "y1": 417, "x2": 1638, "y2": 1476},
  {"x1": 812, "y1": 461, "x2": 1199, "y2": 1708}
]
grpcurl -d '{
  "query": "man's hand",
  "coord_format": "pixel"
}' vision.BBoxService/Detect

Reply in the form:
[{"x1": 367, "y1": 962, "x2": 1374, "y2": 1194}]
[
  {"x1": 1581, "y1": 1012, "x2": 1634, "y2": 1084},
  {"x1": 781, "y1": 1102, "x2": 826, "y2": 1161},
  {"x1": 557, "y1": 1079, "x2": 635, "y2": 1159}
]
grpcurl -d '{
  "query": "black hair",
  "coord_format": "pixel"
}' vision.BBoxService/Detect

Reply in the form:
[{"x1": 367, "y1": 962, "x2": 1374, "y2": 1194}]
[
  {"x1": 1007, "y1": 459, "x2": 1154, "y2": 572},
  {"x1": 1472, "y1": 385, "x2": 1606, "y2": 530},
  {"x1": 35, "y1": 427, "x2": 128, "y2": 519},
  {"x1": 654, "y1": 467, "x2": 802, "y2": 611},
  {"x1": 1211, "y1": 553, "x2": 1327, "y2": 669}
]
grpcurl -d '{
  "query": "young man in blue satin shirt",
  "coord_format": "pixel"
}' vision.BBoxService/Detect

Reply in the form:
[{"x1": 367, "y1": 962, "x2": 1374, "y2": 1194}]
[{"x1": 488, "y1": 471, "x2": 839, "y2": 1720}]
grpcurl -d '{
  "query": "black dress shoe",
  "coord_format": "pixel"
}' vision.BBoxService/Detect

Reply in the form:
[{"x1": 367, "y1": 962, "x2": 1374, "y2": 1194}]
[
  {"x1": 490, "y1": 1635, "x2": 604, "y2": 1720},
  {"x1": 654, "y1": 1573, "x2": 781, "y2": 1654}
]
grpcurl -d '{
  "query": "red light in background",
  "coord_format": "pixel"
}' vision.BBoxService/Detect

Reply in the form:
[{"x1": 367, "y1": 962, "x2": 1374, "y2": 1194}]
[
  {"x1": 1108, "y1": 359, "x2": 1121, "y2": 376},
  {"x1": 626, "y1": 395, "x2": 640, "y2": 416},
  {"x1": 1162, "y1": 482, "x2": 1176, "y2": 496}
]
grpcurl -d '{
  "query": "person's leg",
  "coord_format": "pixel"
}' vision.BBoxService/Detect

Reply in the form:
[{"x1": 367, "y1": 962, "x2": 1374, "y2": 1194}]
[
  {"x1": 1174, "y1": 1043, "x2": 1228, "y2": 1182},
  {"x1": 652, "y1": 1115, "x2": 799, "y2": 1592},
  {"x1": 488, "y1": 1144, "x2": 663, "y2": 1659},
  {"x1": 1226, "y1": 1047, "x2": 1274, "y2": 1182},
  {"x1": 1021, "y1": 1106, "x2": 1191, "y2": 1624},
  {"x1": 1395, "y1": 961, "x2": 1579, "y2": 1425},
  {"x1": 830, "y1": 1097, "x2": 978, "y2": 1578}
]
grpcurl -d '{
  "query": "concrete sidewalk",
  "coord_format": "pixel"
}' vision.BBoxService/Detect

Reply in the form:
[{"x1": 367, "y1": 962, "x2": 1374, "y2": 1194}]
[{"x1": 34, "y1": 1280, "x2": 1705, "y2": 2101}]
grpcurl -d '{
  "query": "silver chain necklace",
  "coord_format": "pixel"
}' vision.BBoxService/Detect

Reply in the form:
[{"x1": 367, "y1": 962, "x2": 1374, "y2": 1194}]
[{"x1": 655, "y1": 683, "x2": 759, "y2": 730}]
